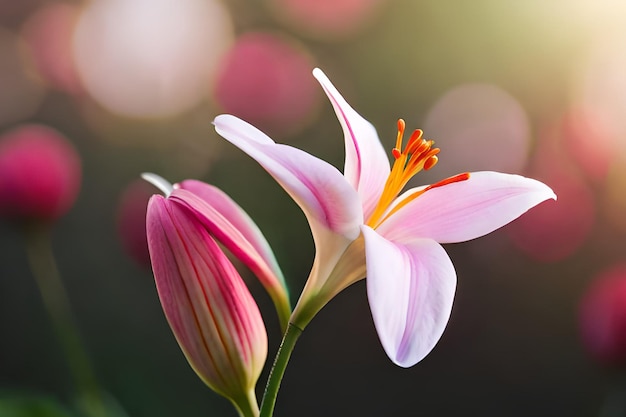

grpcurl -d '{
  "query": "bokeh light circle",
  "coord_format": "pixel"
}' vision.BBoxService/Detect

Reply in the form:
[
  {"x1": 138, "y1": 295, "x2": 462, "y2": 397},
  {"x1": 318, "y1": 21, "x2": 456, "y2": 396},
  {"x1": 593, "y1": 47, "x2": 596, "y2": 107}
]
[
  {"x1": 72, "y1": 0, "x2": 234, "y2": 118},
  {"x1": 267, "y1": 0, "x2": 386, "y2": 40},
  {"x1": 557, "y1": 106, "x2": 616, "y2": 182},
  {"x1": 20, "y1": 2, "x2": 83, "y2": 94},
  {"x1": 214, "y1": 32, "x2": 320, "y2": 138},
  {"x1": 422, "y1": 83, "x2": 530, "y2": 181},
  {"x1": 579, "y1": 264, "x2": 626, "y2": 367},
  {"x1": 506, "y1": 133, "x2": 595, "y2": 262},
  {"x1": 575, "y1": 34, "x2": 626, "y2": 153}
]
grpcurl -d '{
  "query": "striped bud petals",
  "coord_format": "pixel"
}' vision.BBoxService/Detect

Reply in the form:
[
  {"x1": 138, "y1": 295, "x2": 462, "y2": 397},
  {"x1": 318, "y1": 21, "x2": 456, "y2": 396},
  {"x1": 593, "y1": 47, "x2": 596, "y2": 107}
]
[
  {"x1": 142, "y1": 173, "x2": 291, "y2": 331},
  {"x1": 147, "y1": 195, "x2": 266, "y2": 417}
]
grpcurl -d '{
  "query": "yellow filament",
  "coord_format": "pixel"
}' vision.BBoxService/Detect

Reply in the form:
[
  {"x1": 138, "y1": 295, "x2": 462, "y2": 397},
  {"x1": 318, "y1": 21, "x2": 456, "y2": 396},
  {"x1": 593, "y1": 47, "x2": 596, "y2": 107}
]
[{"x1": 366, "y1": 118, "x2": 473, "y2": 229}]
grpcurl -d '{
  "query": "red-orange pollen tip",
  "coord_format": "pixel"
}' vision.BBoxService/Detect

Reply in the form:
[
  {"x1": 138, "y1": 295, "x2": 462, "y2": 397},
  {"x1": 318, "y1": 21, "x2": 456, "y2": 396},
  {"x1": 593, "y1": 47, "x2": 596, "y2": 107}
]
[
  {"x1": 424, "y1": 172, "x2": 471, "y2": 192},
  {"x1": 424, "y1": 155, "x2": 438, "y2": 170}
]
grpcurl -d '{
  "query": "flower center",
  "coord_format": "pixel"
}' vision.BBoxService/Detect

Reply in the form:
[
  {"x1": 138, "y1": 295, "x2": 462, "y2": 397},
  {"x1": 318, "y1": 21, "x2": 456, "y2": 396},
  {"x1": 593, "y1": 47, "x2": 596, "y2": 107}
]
[{"x1": 366, "y1": 119, "x2": 470, "y2": 228}]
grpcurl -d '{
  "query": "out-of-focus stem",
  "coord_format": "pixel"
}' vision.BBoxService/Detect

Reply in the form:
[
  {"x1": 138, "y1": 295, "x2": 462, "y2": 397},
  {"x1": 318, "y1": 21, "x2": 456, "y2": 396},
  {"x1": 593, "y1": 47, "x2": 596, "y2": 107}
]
[{"x1": 23, "y1": 223, "x2": 106, "y2": 417}]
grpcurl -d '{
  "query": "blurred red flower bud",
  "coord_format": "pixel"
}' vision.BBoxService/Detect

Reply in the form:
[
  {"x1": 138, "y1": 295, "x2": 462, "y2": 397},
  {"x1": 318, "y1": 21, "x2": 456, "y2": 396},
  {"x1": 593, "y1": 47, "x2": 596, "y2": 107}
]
[
  {"x1": 580, "y1": 265, "x2": 626, "y2": 367},
  {"x1": 0, "y1": 124, "x2": 81, "y2": 222},
  {"x1": 116, "y1": 179, "x2": 155, "y2": 267}
]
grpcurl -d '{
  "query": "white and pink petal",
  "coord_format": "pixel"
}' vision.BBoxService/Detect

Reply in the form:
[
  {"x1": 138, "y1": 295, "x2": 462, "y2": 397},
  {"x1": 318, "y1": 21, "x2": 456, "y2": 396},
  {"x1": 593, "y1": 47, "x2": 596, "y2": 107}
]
[
  {"x1": 313, "y1": 68, "x2": 390, "y2": 220},
  {"x1": 362, "y1": 226, "x2": 457, "y2": 368},
  {"x1": 214, "y1": 114, "x2": 363, "y2": 241},
  {"x1": 378, "y1": 171, "x2": 556, "y2": 244}
]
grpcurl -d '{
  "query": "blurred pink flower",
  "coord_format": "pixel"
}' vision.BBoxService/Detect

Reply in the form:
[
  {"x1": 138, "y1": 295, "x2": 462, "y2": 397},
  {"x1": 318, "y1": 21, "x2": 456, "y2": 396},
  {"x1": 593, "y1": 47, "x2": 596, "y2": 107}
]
[
  {"x1": 116, "y1": 179, "x2": 154, "y2": 267},
  {"x1": 559, "y1": 107, "x2": 617, "y2": 182},
  {"x1": 0, "y1": 124, "x2": 81, "y2": 222},
  {"x1": 214, "y1": 32, "x2": 319, "y2": 137},
  {"x1": 214, "y1": 68, "x2": 556, "y2": 367},
  {"x1": 506, "y1": 129, "x2": 595, "y2": 262},
  {"x1": 147, "y1": 186, "x2": 267, "y2": 415},
  {"x1": 580, "y1": 265, "x2": 626, "y2": 367},
  {"x1": 268, "y1": 0, "x2": 385, "y2": 39},
  {"x1": 21, "y1": 2, "x2": 83, "y2": 95}
]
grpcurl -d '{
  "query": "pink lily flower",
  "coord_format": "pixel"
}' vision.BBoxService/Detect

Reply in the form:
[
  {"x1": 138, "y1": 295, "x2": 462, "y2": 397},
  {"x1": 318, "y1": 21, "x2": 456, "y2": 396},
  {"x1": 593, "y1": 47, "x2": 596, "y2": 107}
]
[
  {"x1": 145, "y1": 175, "x2": 285, "y2": 415},
  {"x1": 213, "y1": 69, "x2": 556, "y2": 367}
]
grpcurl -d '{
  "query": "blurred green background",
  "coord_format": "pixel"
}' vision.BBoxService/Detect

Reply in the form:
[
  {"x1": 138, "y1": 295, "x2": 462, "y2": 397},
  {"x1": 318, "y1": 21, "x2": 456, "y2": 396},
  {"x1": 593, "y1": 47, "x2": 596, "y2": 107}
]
[{"x1": 1, "y1": 0, "x2": 626, "y2": 415}]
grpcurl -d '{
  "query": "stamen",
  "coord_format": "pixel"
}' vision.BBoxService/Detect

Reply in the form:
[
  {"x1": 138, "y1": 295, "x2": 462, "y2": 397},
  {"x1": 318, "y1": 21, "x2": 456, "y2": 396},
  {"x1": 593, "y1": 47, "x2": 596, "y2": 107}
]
[
  {"x1": 366, "y1": 120, "x2": 460, "y2": 228},
  {"x1": 424, "y1": 155, "x2": 438, "y2": 170},
  {"x1": 395, "y1": 119, "x2": 405, "y2": 150},
  {"x1": 404, "y1": 130, "x2": 424, "y2": 155},
  {"x1": 378, "y1": 172, "x2": 471, "y2": 225}
]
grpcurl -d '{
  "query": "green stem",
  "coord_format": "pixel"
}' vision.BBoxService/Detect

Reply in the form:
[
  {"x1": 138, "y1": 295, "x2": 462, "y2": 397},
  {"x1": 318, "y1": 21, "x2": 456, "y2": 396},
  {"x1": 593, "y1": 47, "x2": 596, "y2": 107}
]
[
  {"x1": 259, "y1": 323, "x2": 302, "y2": 417},
  {"x1": 23, "y1": 224, "x2": 106, "y2": 417},
  {"x1": 233, "y1": 389, "x2": 260, "y2": 417}
]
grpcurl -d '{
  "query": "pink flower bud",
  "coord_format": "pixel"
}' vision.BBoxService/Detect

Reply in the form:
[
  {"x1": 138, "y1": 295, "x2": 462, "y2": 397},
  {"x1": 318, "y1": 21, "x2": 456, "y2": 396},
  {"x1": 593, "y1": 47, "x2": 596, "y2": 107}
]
[
  {"x1": 0, "y1": 124, "x2": 81, "y2": 222},
  {"x1": 580, "y1": 265, "x2": 626, "y2": 367},
  {"x1": 147, "y1": 194, "x2": 267, "y2": 414}
]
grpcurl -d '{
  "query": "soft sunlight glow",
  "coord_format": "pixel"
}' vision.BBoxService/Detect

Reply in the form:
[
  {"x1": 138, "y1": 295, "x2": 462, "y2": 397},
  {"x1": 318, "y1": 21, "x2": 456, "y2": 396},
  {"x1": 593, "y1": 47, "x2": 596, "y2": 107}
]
[
  {"x1": 72, "y1": 0, "x2": 234, "y2": 118},
  {"x1": 422, "y1": 83, "x2": 530, "y2": 182},
  {"x1": 575, "y1": 33, "x2": 626, "y2": 153}
]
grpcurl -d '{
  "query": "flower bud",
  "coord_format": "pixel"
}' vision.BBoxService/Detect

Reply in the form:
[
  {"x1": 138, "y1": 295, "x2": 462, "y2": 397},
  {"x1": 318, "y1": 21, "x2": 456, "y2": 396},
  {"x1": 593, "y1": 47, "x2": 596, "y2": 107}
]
[
  {"x1": 0, "y1": 124, "x2": 81, "y2": 222},
  {"x1": 142, "y1": 173, "x2": 291, "y2": 330},
  {"x1": 147, "y1": 194, "x2": 266, "y2": 415}
]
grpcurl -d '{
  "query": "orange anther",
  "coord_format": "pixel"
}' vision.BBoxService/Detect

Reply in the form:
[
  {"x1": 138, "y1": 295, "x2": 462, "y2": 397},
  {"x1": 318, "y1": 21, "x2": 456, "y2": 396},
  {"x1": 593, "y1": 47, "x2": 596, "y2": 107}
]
[
  {"x1": 392, "y1": 148, "x2": 402, "y2": 159},
  {"x1": 406, "y1": 138, "x2": 428, "y2": 156},
  {"x1": 395, "y1": 119, "x2": 406, "y2": 150},
  {"x1": 424, "y1": 155, "x2": 438, "y2": 170}
]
